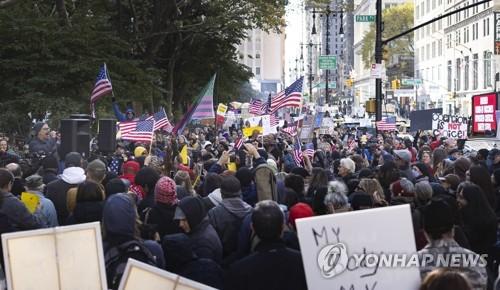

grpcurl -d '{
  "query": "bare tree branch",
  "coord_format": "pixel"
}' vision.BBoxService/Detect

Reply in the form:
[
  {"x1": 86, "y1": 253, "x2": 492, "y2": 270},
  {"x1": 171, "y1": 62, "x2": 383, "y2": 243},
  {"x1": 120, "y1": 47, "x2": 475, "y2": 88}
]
[{"x1": 0, "y1": 0, "x2": 19, "y2": 8}]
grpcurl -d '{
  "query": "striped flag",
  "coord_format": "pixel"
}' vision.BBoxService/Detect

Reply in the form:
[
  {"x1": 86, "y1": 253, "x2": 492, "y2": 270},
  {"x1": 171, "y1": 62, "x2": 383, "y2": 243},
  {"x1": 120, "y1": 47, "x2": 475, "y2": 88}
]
[
  {"x1": 90, "y1": 64, "x2": 113, "y2": 103},
  {"x1": 293, "y1": 137, "x2": 303, "y2": 167},
  {"x1": 191, "y1": 75, "x2": 216, "y2": 120},
  {"x1": 249, "y1": 99, "x2": 265, "y2": 115},
  {"x1": 304, "y1": 143, "x2": 315, "y2": 159},
  {"x1": 118, "y1": 121, "x2": 137, "y2": 135},
  {"x1": 270, "y1": 114, "x2": 279, "y2": 127},
  {"x1": 270, "y1": 77, "x2": 303, "y2": 113},
  {"x1": 174, "y1": 75, "x2": 216, "y2": 135},
  {"x1": 147, "y1": 107, "x2": 172, "y2": 131},
  {"x1": 282, "y1": 125, "x2": 298, "y2": 137},
  {"x1": 376, "y1": 116, "x2": 397, "y2": 131},
  {"x1": 121, "y1": 120, "x2": 155, "y2": 143},
  {"x1": 234, "y1": 137, "x2": 244, "y2": 151}
]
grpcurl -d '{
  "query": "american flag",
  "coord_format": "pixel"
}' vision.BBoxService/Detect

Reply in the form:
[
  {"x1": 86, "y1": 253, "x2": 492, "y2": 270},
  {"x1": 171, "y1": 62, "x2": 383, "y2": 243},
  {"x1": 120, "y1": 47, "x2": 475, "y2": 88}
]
[
  {"x1": 191, "y1": 75, "x2": 216, "y2": 120},
  {"x1": 303, "y1": 143, "x2": 315, "y2": 159},
  {"x1": 376, "y1": 116, "x2": 397, "y2": 131},
  {"x1": 147, "y1": 107, "x2": 173, "y2": 131},
  {"x1": 282, "y1": 125, "x2": 298, "y2": 137},
  {"x1": 90, "y1": 64, "x2": 113, "y2": 103},
  {"x1": 270, "y1": 77, "x2": 303, "y2": 113},
  {"x1": 121, "y1": 120, "x2": 155, "y2": 143},
  {"x1": 234, "y1": 137, "x2": 244, "y2": 151},
  {"x1": 118, "y1": 121, "x2": 137, "y2": 135},
  {"x1": 270, "y1": 114, "x2": 279, "y2": 127},
  {"x1": 293, "y1": 137, "x2": 303, "y2": 167},
  {"x1": 249, "y1": 99, "x2": 268, "y2": 115}
]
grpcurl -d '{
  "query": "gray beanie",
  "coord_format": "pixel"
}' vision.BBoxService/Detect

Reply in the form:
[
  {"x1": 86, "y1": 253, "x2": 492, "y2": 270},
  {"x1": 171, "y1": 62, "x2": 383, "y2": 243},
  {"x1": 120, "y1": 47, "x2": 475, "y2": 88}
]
[{"x1": 220, "y1": 176, "x2": 242, "y2": 198}]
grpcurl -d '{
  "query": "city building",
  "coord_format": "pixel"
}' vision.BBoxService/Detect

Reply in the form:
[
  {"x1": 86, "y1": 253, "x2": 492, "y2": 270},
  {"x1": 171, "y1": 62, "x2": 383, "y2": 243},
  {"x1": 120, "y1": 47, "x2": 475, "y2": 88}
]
[
  {"x1": 441, "y1": 0, "x2": 495, "y2": 116},
  {"x1": 237, "y1": 29, "x2": 286, "y2": 95}
]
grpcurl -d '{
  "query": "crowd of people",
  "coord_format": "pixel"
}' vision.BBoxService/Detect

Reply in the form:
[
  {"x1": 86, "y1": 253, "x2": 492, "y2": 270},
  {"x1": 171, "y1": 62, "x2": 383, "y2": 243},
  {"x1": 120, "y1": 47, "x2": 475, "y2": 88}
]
[{"x1": 0, "y1": 119, "x2": 498, "y2": 290}]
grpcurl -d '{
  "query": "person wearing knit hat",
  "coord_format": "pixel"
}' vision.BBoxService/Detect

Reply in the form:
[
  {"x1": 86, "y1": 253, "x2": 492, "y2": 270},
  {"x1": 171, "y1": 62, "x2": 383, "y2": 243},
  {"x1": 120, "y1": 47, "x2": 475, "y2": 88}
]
[
  {"x1": 86, "y1": 159, "x2": 107, "y2": 184},
  {"x1": 208, "y1": 175, "x2": 252, "y2": 259},
  {"x1": 143, "y1": 176, "x2": 182, "y2": 238},
  {"x1": 28, "y1": 122, "x2": 57, "y2": 156},
  {"x1": 235, "y1": 167, "x2": 257, "y2": 207},
  {"x1": 418, "y1": 199, "x2": 487, "y2": 289},
  {"x1": 24, "y1": 174, "x2": 58, "y2": 227},
  {"x1": 288, "y1": 202, "x2": 313, "y2": 230}
]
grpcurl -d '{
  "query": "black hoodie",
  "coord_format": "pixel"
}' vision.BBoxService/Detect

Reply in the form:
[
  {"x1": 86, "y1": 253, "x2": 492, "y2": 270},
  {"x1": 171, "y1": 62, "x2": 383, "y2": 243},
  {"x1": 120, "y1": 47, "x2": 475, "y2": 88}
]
[
  {"x1": 162, "y1": 233, "x2": 223, "y2": 289},
  {"x1": 177, "y1": 197, "x2": 223, "y2": 264}
]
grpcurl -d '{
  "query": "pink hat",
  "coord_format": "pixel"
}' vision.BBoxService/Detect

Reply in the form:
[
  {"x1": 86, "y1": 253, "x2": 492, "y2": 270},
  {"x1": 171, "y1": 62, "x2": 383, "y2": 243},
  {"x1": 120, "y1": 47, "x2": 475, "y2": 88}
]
[{"x1": 154, "y1": 176, "x2": 178, "y2": 205}]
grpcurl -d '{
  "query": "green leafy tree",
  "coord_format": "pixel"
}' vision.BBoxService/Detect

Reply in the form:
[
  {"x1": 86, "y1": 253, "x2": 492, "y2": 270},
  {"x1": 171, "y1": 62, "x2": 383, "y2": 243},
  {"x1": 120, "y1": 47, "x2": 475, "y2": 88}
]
[{"x1": 360, "y1": 2, "x2": 414, "y2": 69}]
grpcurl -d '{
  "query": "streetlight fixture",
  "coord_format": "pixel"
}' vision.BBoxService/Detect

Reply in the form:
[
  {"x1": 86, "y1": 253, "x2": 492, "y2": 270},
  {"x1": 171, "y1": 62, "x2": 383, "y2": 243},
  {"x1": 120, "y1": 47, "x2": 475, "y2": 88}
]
[{"x1": 310, "y1": 6, "x2": 344, "y2": 105}]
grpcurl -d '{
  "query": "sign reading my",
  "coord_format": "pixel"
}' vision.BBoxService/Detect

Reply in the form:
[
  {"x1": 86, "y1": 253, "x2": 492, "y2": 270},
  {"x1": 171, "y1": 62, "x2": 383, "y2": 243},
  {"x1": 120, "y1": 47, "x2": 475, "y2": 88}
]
[
  {"x1": 355, "y1": 15, "x2": 376, "y2": 22},
  {"x1": 319, "y1": 55, "x2": 337, "y2": 69}
]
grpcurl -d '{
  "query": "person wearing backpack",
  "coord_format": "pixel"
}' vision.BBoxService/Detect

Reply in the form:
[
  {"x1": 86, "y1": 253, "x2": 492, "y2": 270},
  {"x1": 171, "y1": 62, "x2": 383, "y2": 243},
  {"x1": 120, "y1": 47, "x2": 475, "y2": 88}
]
[
  {"x1": 102, "y1": 193, "x2": 163, "y2": 290},
  {"x1": 208, "y1": 175, "x2": 252, "y2": 265}
]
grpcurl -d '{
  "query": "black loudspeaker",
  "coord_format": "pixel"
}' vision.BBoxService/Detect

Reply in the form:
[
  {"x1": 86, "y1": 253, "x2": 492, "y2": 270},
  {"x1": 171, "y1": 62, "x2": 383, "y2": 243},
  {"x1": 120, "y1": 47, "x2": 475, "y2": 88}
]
[
  {"x1": 98, "y1": 119, "x2": 117, "y2": 153},
  {"x1": 60, "y1": 119, "x2": 91, "y2": 159}
]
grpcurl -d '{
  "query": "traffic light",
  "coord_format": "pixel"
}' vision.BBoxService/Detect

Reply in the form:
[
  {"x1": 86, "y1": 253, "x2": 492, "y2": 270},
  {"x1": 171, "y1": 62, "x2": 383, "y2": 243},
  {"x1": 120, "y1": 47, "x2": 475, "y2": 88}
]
[
  {"x1": 391, "y1": 79, "x2": 401, "y2": 90},
  {"x1": 345, "y1": 78, "x2": 353, "y2": 88}
]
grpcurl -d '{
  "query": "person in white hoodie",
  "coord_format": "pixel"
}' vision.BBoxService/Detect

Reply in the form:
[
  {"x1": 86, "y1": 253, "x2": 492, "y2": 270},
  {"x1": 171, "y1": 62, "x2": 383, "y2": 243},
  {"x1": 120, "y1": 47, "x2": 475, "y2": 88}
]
[{"x1": 45, "y1": 152, "x2": 86, "y2": 225}]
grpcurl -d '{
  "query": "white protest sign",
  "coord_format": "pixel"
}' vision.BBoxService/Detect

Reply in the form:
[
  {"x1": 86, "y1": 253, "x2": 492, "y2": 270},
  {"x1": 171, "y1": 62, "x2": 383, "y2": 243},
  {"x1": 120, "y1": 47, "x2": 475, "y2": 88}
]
[
  {"x1": 431, "y1": 113, "x2": 468, "y2": 139},
  {"x1": 296, "y1": 205, "x2": 420, "y2": 290},
  {"x1": 2, "y1": 222, "x2": 107, "y2": 290},
  {"x1": 118, "y1": 259, "x2": 216, "y2": 290}
]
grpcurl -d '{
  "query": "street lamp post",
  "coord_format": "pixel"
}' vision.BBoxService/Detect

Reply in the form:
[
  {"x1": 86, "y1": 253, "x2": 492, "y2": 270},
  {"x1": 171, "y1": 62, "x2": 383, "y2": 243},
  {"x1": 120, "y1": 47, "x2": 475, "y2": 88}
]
[
  {"x1": 300, "y1": 41, "x2": 320, "y2": 105},
  {"x1": 311, "y1": 6, "x2": 344, "y2": 106}
]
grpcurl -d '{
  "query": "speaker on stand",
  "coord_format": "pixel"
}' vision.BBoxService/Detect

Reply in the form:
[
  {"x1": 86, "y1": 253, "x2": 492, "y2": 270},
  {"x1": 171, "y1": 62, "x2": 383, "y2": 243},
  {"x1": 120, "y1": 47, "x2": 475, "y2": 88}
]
[{"x1": 97, "y1": 119, "x2": 117, "y2": 153}]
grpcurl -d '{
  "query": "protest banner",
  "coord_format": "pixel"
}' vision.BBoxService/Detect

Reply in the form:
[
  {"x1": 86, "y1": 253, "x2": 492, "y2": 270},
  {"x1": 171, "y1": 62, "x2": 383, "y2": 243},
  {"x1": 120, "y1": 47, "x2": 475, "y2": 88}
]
[
  {"x1": 409, "y1": 109, "x2": 442, "y2": 132},
  {"x1": 2, "y1": 222, "x2": 107, "y2": 290},
  {"x1": 296, "y1": 205, "x2": 420, "y2": 290},
  {"x1": 243, "y1": 115, "x2": 276, "y2": 136},
  {"x1": 431, "y1": 113, "x2": 468, "y2": 139},
  {"x1": 472, "y1": 92, "x2": 498, "y2": 133},
  {"x1": 216, "y1": 104, "x2": 228, "y2": 125},
  {"x1": 118, "y1": 259, "x2": 216, "y2": 290}
]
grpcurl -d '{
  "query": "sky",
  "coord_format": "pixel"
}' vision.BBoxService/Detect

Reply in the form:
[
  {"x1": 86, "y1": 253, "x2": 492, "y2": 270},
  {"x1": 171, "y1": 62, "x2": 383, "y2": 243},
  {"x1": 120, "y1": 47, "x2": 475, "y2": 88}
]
[{"x1": 285, "y1": 0, "x2": 305, "y2": 85}]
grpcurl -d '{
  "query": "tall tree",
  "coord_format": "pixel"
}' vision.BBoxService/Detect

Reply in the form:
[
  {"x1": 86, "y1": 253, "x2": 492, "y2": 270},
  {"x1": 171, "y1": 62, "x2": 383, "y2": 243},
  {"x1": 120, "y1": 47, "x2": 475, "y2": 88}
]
[{"x1": 360, "y1": 3, "x2": 414, "y2": 69}]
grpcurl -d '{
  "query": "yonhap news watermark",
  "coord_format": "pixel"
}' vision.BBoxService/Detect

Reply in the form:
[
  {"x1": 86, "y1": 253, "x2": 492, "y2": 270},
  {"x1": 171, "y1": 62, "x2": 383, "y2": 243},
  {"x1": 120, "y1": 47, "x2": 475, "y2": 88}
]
[{"x1": 317, "y1": 242, "x2": 488, "y2": 279}]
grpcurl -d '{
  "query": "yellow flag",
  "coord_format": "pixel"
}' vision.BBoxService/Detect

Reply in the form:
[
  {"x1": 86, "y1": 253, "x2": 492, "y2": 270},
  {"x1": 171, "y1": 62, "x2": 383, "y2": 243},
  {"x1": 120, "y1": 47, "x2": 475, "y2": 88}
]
[
  {"x1": 227, "y1": 162, "x2": 237, "y2": 172},
  {"x1": 180, "y1": 144, "x2": 188, "y2": 165},
  {"x1": 21, "y1": 192, "x2": 40, "y2": 214},
  {"x1": 243, "y1": 126, "x2": 263, "y2": 137}
]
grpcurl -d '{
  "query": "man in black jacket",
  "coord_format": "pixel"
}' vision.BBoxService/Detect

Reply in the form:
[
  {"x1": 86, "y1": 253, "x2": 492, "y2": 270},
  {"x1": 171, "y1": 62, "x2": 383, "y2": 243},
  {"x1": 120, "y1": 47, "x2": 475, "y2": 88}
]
[{"x1": 225, "y1": 200, "x2": 307, "y2": 290}]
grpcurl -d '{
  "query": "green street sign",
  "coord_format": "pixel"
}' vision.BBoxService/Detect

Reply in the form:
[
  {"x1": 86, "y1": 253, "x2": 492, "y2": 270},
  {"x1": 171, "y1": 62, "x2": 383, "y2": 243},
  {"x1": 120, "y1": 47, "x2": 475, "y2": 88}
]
[
  {"x1": 355, "y1": 15, "x2": 376, "y2": 22},
  {"x1": 319, "y1": 55, "x2": 337, "y2": 69},
  {"x1": 402, "y1": 78, "x2": 422, "y2": 86}
]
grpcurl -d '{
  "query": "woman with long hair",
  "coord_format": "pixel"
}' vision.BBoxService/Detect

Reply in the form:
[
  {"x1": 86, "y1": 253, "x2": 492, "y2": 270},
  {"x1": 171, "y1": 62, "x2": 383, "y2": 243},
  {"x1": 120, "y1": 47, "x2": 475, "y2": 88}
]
[
  {"x1": 431, "y1": 148, "x2": 447, "y2": 178},
  {"x1": 468, "y1": 165, "x2": 497, "y2": 211},
  {"x1": 67, "y1": 180, "x2": 105, "y2": 225},
  {"x1": 174, "y1": 170, "x2": 196, "y2": 200},
  {"x1": 457, "y1": 182, "x2": 497, "y2": 257},
  {"x1": 357, "y1": 178, "x2": 387, "y2": 207}
]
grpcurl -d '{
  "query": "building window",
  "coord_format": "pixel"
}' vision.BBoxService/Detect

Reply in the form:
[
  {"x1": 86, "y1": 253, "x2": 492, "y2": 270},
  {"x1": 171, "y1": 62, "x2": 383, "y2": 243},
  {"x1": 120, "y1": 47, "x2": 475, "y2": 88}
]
[
  {"x1": 456, "y1": 58, "x2": 461, "y2": 91},
  {"x1": 439, "y1": 0, "x2": 442, "y2": 5},
  {"x1": 447, "y1": 60, "x2": 452, "y2": 91},
  {"x1": 432, "y1": 41, "x2": 436, "y2": 58},
  {"x1": 416, "y1": 5, "x2": 420, "y2": 19},
  {"x1": 456, "y1": 30, "x2": 461, "y2": 45},
  {"x1": 438, "y1": 18, "x2": 442, "y2": 30},
  {"x1": 256, "y1": 67, "x2": 261, "y2": 75},
  {"x1": 256, "y1": 53, "x2": 260, "y2": 59},
  {"x1": 484, "y1": 51, "x2": 492, "y2": 88},
  {"x1": 464, "y1": 56, "x2": 469, "y2": 90},
  {"x1": 427, "y1": 0, "x2": 430, "y2": 12},
  {"x1": 426, "y1": 44, "x2": 430, "y2": 60},
  {"x1": 473, "y1": 53, "x2": 478, "y2": 89},
  {"x1": 438, "y1": 64, "x2": 442, "y2": 81},
  {"x1": 421, "y1": 4, "x2": 425, "y2": 18},
  {"x1": 463, "y1": 27, "x2": 467, "y2": 43},
  {"x1": 438, "y1": 39, "x2": 443, "y2": 56}
]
